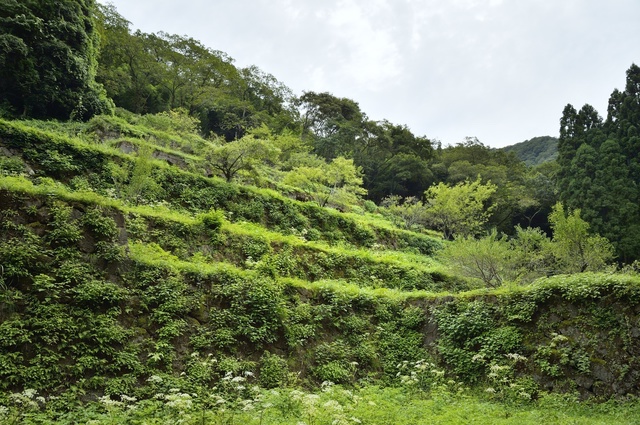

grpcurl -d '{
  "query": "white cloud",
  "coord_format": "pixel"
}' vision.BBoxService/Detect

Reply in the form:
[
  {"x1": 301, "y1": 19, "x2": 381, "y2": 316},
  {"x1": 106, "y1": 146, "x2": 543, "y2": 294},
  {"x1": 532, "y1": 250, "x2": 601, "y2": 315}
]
[{"x1": 322, "y1": 0, "x2": 403, "y2": 89}]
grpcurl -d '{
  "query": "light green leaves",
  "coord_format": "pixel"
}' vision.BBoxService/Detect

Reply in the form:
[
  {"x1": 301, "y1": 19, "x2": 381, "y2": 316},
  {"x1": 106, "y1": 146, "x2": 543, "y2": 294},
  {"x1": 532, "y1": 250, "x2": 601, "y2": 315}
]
[{"x1": 424, "y1": 177, "x2": 497, "y2": 240}]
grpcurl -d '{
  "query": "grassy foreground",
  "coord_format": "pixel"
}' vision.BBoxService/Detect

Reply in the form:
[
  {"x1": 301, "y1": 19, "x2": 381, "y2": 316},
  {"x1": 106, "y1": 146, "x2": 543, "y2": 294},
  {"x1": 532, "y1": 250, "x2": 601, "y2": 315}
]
[{"x1": 3, "y1": 384, "x2": 640, "y2": 425}]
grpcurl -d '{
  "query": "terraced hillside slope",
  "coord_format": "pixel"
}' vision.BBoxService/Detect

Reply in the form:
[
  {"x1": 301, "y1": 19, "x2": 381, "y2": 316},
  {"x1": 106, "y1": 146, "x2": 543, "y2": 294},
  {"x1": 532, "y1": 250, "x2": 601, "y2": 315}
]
[{"x1": 1, "y1": 114, "x2": 640, "y2": 422}]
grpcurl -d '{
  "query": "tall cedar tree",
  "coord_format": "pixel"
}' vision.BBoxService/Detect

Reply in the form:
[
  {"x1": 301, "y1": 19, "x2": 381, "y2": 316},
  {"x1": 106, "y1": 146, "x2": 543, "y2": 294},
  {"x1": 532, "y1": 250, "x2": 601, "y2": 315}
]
[{"x1": 557, "y1": 64, "x2": 640, "y2": 262}]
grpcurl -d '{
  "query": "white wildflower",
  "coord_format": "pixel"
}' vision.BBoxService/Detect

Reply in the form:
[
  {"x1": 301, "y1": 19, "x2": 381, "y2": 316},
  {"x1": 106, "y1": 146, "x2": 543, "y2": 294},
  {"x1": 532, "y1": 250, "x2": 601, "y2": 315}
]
[
  {"x1": 98, "y1": 395, "x2": 123, "y2": 408},
  {"x1": 120, "y1": 395, "x2": 137, "y2": 403},
  {"x1": 472, "y1": 354, "x2": 485, "y2": 362},
  {"x1": 147, "y1": 375, "x2": 163, "y2": 384},
  {"x1": 23, "y1": 389, "x2": 37, "y2": 399},
  {"x1": 323, "y1": 400, "x2": 343, "y2": 412}
]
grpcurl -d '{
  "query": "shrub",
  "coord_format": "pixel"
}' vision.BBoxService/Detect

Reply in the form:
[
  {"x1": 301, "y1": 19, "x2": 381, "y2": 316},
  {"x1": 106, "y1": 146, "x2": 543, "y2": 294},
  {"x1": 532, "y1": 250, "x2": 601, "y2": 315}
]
[{"x1": 259, "y1": 351, "x2": 289, "y2": 388}]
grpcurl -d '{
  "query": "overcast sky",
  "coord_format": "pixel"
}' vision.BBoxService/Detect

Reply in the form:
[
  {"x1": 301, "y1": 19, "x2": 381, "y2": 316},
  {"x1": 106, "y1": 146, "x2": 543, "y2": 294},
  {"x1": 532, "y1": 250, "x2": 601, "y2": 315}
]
[{"x1": 101, "y1": 0, "x2": 639, "y2": 148}]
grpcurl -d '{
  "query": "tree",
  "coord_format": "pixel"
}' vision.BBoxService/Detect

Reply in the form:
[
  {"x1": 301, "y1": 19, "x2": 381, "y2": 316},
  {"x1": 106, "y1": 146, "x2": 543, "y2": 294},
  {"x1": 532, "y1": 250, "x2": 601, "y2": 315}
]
[
  {"x1": 297, "y1": 91, "x2": 365, "y2": 160},
  {"x1": 124, "y1": 146, "x2": 162, "y2": 204},
  {"x1": 423, "y1": 178, "x2": 497, "y2": 240},
  {"x1": 557, "y1": 65, "x2": 640, "y2": 262},
  {"x1": 0, "y1": 0, "x2": 113, "y2": 120},
  {"x1": 548, "y1": 203, "x2": 614, "y2": 273},
  {"x1": 518, "y1": 162, "x2": 558, "y2": 229},
  {"x1": 439, "y1": 230, "x2": 514, "y2": 287},
  {"x1": 95, "y1": 5, "x2": 169, "y2": 114},
  {"x1": 428, "y1": 137, "x2": 531, "y2": 235},
  {"x1": 204, "y1": 135, "x2": 279, "y2": 182},
  {"x1": 381, "y1": 196, "x2": 429, "y2": 230},
  {"x1": 284, "y1": 157, "x2": 366, "y2": 209},
  {"x1": 358, "y1": 120, "x2": 435, "y2": 202},
  {"x1": 204, "y1": 65, "x2": 297, "y2": 141}
]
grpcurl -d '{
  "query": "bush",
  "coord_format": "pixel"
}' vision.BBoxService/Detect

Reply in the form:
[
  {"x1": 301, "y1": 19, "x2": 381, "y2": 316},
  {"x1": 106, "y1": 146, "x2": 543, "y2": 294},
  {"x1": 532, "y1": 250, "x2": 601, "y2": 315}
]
[{"x1": 259, "y1": 351, "x2": 289, "y2": 388}]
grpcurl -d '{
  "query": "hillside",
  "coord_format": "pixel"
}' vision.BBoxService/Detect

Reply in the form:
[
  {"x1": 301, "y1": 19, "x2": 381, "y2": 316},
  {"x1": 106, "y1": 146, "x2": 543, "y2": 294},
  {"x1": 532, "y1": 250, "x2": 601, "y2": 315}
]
[
  {"x1": 501, "y1": 136, "x2": 558, "y2": 166},
  {"x1": 1, "y1": 114, "x2": 640, "y2": 423},
  {"x1": 2, "y1": 2, "x2": 640, "y2": 423}
]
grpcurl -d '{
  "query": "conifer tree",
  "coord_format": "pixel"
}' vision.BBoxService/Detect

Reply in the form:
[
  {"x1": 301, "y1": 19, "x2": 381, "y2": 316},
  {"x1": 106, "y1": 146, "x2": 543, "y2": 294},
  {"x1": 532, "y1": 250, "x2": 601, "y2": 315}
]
[{"x1": 557, "y1": 64, "x2": 640, "y2": 262}]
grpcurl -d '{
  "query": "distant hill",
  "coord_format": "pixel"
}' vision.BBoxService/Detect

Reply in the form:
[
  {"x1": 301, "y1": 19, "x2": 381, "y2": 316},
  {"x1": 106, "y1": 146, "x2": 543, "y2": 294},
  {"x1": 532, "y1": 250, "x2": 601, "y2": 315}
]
[{"x1": 502, "y1": 136, "x2": 558, "y2": 166}]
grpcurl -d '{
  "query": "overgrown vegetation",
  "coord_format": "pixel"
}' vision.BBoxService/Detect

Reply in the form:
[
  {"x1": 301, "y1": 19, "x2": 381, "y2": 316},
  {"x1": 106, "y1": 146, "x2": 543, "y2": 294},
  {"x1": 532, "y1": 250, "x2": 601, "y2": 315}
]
[{"x1": 1, "y1": 1, "x2": 640, "y2": 422}]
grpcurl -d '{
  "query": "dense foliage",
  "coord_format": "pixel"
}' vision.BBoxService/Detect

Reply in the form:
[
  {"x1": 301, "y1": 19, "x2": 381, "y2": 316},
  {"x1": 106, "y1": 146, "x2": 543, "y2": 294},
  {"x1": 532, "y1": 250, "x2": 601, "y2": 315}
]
[
  {"x1": 0, "y1": 104, "x2": 637, "y2": 424},
  {"x1": 502, "y1": 136, "x2": 558, "y2": 166},
  {"x1": 557, "y1": 64, "x2": 640, "y2": 262},
  {"x1": 1, "y1": 2, "x2": 640, "y2": 422},
  {"x1": 0, "y1": 0, "x2": 113, "y2": 120}
]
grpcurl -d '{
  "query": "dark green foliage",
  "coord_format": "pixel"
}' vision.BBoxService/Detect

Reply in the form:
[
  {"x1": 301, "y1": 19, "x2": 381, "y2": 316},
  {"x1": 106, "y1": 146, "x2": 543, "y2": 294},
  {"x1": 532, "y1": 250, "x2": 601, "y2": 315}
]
[
  {"x1": 2, "y1": 190, "x2": 640, "y2": 401},
  {"x1": 297, "y1": 92, "x2": 437, "y2": 201},
  {"x1": 0, "y1": 155, "x2": 25, "y2": 175},
  {"x1": 359, "y1": 121, "x2": 435, "y2": 201},
  {"x1": 3, "y1": 42, "x2": 640, "y2": 410},
  {"x1": 557, "y1": 64, "x2": 640, "y2": 262},
  {"x1": 435, "y1": 301, "x2": 523, "y2": 382},
  {"x1": 424, "y1": 137, "x2": 547, "y2": 235},
  {"x1": 0, "y1": 0, "x2": 113, "y2": 120},
  {"x1": 258, "y1": 351, "x2": 289, "y2": 388},
  {"x1": 375, "y1": 305, "x2": 429, "y2": 378},
  {"x1": 502, "y1": 136, "x2": 558, "y2": 166},
  {"x1": 0, "y1": 195, "x2": 141, "y2": 392},
  {"x1": 0, "y1": 119, "x2": 117, "y2": 185},
  {"x1": 214, "y1": 277, "x2": 284, "y2": 346},
  {"x1": 45, "y1": 202, "x2": 83, "y2": 246},
  {"x1": 95, "y1": 4, "x2": 297, "y2": 137}
]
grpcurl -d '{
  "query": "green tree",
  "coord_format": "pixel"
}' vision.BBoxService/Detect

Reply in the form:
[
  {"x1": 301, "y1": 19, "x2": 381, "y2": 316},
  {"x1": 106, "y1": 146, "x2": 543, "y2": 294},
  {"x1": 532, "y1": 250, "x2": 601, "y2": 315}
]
[
  {"x1": 124, "y1": 146, "x2": 162, "y2": 204},
  {"x1": 381, "y1": 196, "x2": 429, "y2": 230},
  {"x1": 202, "y1": 65, "x2": 297, "y2": 141},
  {"x1": 204, "y1": 134, "x2": 279, "y2": 182},
  {"x1": 0, "y1": 0, "x2": 113, "y2": 120},
  {"x1": 439, "y1": 230, "x2": 513, "y2": 287},
  {"x1": 95, "y1": 5, "x2": 168, "y2": 113},
  {"x1": 519, "y1": 162, "x2": 558, "y2": 229},
  {"x1": 509, "y1": 225, "x2": 553, "y2": 282},
  {"x1": 284, "y1": 157, "x2": 366, "y2": 209},
  {"x1": 557, "y1": 65, "x2": 640, "y2": 262},
  {"x1": 548, "y1": 203, "x2": 614, "y2": 273},
  {"x1": 358, "y1": 120, "x2": 435, "y2": 202},
  {"x1": 429, "y1": 137, "x2": 531, "y2": 234},
  {"x1": 440, "y1": 225, "x2": 555, "y2": 287},
  {"x1": 423, "y1": 178, "x2": 497, "y2": 240},
  {"x1": 297, "y1": 91, "x2": 365, "y2": 160}
]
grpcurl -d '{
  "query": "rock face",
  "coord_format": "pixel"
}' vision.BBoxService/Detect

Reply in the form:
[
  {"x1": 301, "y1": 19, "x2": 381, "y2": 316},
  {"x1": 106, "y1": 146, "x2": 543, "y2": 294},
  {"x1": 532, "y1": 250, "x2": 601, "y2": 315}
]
[
  {"x1": 116, "y1": 141, "x2": 188, "y2": 169},
  {"x1": 427, "y1": 286, "x2": 640, "y2": 399}
]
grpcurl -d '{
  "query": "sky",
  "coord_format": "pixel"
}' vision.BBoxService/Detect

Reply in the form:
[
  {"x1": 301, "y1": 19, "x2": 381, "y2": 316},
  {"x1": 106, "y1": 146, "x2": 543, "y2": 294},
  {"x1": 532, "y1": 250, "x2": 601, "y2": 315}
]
[{"x1": 101, "y1": 0, "x2": 640, "y2": 148}]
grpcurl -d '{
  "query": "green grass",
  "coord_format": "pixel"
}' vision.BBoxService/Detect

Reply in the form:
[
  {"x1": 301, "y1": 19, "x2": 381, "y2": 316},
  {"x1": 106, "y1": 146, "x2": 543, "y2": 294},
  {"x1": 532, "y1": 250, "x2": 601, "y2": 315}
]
[{"x1": 3, "y1": 385, "x2": 639, "y2": 424}]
